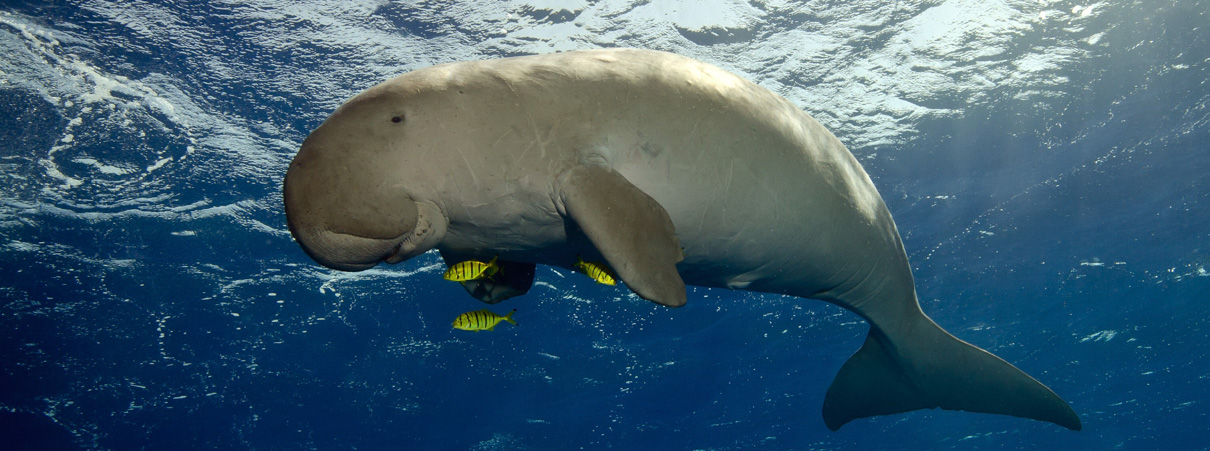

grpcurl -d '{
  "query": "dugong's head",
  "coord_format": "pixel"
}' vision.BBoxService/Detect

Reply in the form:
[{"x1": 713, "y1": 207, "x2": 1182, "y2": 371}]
[{"x1": 283, "y1": 84, "x2": 447, "y2": 271}]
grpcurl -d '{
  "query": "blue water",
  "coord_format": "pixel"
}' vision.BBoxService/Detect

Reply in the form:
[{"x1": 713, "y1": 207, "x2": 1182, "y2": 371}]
[{"x1": 2, "y1": 1, "x2": 1208, "y2": 449}]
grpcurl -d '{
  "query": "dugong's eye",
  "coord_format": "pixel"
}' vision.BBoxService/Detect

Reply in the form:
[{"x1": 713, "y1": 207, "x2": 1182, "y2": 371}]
[{"x1": 390, "y1": 115, "x2": 404, "y2": 123}]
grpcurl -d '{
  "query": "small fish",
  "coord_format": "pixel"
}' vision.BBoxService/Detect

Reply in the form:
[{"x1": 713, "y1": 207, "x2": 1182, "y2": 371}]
[
  {"x1": 575, "y1": 257, "x2": 617, "y2": 286},
  {"x1": 443, "y1": 256, "x2": 500, "y2": 282},
  {"x1": 452, "y1": 309, "x2": 518, "y2": 332}
]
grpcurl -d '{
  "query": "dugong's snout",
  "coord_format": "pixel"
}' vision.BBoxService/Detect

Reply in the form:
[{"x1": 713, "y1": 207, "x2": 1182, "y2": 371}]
[
  {"x1": 288, "y1": 226, "x2": 404, "y2": 271},
  {"x1": 284, "y1": 182, "x2": 449, "y2": 271},
  {"x1": 283, "y1": 139, "x2": 448, "y2": 271}
]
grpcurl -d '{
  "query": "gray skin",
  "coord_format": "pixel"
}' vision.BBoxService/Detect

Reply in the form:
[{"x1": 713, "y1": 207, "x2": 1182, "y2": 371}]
[{"x1": 283, "y1": 48, "x2": 1080, "y2": 431}]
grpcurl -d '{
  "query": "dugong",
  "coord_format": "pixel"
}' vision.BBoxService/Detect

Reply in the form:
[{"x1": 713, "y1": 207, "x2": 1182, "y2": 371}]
[{"x1": 283, "y1": 48, "x2": 1080, "y2": 431}]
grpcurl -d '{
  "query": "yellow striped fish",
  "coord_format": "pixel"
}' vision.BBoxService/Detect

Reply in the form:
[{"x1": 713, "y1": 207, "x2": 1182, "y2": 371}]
[
  {"x1": 443, "y1": 256, "x2": 500, "y2": 282},
  {"x1": 452, "y1": 309, "x2": 518, "y2": 332},
  {"x1": 574, "y1": 257, "x2": 617, "y2": 286}
]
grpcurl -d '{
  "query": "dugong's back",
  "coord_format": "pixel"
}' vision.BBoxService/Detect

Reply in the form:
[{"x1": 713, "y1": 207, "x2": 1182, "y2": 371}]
[{"x1": 284, "y1": 48, "x2": 1080, "y2": 431}]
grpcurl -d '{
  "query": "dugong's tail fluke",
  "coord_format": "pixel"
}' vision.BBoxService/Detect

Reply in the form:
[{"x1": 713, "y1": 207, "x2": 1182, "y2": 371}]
[{"x1": 822, "y1": 317, "x2": 1081, "y2": 431}]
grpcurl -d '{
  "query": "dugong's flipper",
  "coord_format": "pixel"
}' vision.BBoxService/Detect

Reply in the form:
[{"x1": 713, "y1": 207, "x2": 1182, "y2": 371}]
[
  {"x1": 823, "y1": 315, "x2": 1082, "y2": 430},
  {"x1": 459, "y1": 260, "x2": 536, "y2": 304},
  {"x1": 559, "y1": 164, "x2": 686, "y2": 307}
]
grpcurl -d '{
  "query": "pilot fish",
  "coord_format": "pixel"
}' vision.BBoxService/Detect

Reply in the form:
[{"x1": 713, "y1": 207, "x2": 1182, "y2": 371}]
[
  {"x1": 443, "y1": 256, "x2": 500, "y2": 282},
  {"x1": 452, "y1": 308, "x2": 518, "y2": 332},
  {"x1": 575, "y1": 257, "x2": 617, "y2": 286}
]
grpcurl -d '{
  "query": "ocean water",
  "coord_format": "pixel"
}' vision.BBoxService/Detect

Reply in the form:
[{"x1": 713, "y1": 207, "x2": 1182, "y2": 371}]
[{"x1": 1, "y1": 0, "x2": 1208, "y2": 449}]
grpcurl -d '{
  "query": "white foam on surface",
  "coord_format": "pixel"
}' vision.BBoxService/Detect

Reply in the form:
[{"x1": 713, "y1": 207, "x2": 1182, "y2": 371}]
[
  {"x1": 518, "y1": 0, "x2": 587, "y2": 12},
  {"x1": 627, "y1": 0, "x2": 763, "y2": 32},
  {"x1": 1080, "y1": 330, "x2": 1118, "y2": 343}
]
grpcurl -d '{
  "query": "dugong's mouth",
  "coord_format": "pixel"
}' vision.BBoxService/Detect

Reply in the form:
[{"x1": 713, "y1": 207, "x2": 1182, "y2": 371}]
[
  {"x1": 384, "y1": 242, "x2": 407, "y2": 264},
  {"x1": 288, "y1": 228, "x2": 404, "y2": 272},
  {"x1": 383, "y1": 201, "x2": 448, "y2": 264},
  {"x1": 288, "y1": 199, "x2": 449, "y2": 272},
  {"x1": 382, "y1": 230, "x2": 424, "y2": 264}
]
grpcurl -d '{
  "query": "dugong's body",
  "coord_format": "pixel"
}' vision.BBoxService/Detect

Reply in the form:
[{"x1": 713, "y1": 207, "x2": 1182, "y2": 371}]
[{"x1": 284, "y1": 49, "x2": 1080, "y2": 430}]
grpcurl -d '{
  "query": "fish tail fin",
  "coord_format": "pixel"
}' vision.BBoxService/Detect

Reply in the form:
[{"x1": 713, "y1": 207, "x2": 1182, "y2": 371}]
[
  {"x1": 822, "y1": 316, "x2": 1080, "y2": 431},
  {"x1": 488, "y1": 256, "x2": 501, "y2": 278},
  {"x1": 503, "y1": 308, "x2": 518, "y2": 326}
]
